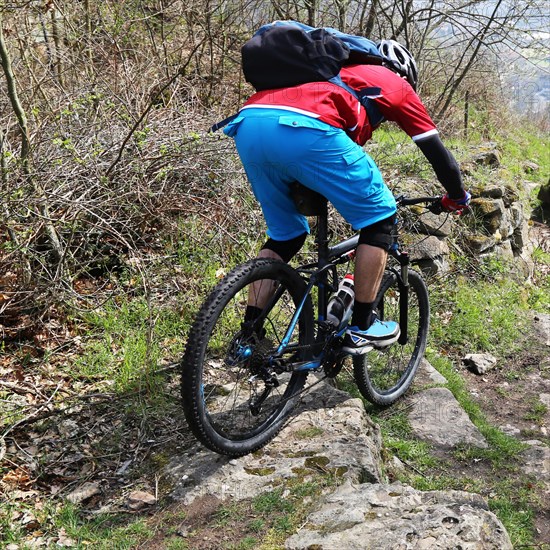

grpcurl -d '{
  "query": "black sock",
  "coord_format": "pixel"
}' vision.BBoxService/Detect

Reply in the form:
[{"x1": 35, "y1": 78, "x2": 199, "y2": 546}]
[{"x1": 351, "y1": 301, "x2": 374, "y2": 331}]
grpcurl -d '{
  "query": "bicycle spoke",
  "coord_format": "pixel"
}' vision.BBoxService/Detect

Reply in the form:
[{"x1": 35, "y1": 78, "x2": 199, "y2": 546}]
[
  {"x1": 182, "y1": 259, "x2": 314, "y2": 455},
  {"x1": 354, "y1": 270, "x2": 429, "y2": 405}
]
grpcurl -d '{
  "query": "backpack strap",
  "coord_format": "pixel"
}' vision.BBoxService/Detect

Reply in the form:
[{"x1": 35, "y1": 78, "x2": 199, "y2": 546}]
[
  {"x1": 328, "y1": 77, "x2": 386, "y2": 128},
  {"x1": 210, "y1": 113, "x2": 238, "y2": 133},
  {"x1": 355, "y1": 86, "x2": 386, "y2": 127}
]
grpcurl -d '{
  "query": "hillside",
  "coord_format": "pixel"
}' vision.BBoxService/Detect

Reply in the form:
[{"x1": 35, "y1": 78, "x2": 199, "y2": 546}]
[
  {"x1": 1, "y1": 120, "x2": 549, "y2": 548},
  {"x1": 1, "y1": 4, "x2": 550, "y2": 547}
]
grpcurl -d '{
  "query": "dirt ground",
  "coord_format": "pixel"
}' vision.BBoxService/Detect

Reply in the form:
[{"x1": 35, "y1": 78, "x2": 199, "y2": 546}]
[
  {"x1": 461, "y1": 331, "x2": 550, "y2": 545},
  {"x1": 2, "y1": 317, "x2": 549, "y2": 548}
]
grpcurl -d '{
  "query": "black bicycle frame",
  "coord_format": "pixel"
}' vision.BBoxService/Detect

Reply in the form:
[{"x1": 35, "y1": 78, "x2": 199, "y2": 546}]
[{"x1": 275, "y1": 194, "x2": 439, "y2": 369}]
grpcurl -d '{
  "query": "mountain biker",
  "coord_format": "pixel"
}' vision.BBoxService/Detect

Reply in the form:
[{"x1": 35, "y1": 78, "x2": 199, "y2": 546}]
[{"x1": 224, "y1": 36, "x2": 470, "y2": 355}]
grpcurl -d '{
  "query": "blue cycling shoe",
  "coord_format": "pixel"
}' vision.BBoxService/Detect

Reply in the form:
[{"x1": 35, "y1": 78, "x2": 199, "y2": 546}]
[{"x1": 343, "y1": 319, "x2": 400, "y2": 355}]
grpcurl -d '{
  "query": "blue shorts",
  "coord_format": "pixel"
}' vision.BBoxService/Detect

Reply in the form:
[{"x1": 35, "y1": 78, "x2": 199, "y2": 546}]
[{"x1": 224, "y1": 108, "x2": 397, "y2": 241}]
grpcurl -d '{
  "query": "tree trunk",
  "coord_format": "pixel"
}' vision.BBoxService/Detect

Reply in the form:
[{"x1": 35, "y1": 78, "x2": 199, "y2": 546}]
[
  {"x1": 0, "y1": 12, "x2": 30, "y2": 169},
  {"x1": 50, "y1": 3, "x2": 64, "y2": 87},
  {"x1": 0, "y1": 11, "x2": 64, "y2": 264},
  {"x1": 364, "y1": 0, "x2": 379, "y2": 37}
]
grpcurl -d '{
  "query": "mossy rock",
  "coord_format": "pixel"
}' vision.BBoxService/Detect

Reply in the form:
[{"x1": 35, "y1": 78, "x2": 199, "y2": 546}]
[
  {"x1": 502, "y1": 185, "x2": 520, "y2": 206},
  {"x1": 462, "y1": 234, "x2": 496, "y2": 253},
  {"x1": 305, "y1": 456, "x2": 331, "y2": 470},
  {"x1": 472, "y1": 149, "x2": 501, "y2": 167},
  {"x1": 470, "y1": 184, "x2": 503, "y2": 199},
  {"x1": 470, "y1": 198, "x2": 501, "y2": 217}
]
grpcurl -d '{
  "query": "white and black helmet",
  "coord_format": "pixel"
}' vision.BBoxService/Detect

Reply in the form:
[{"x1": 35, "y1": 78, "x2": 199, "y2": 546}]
[{"x1": 377, "y1": 39, "x2": 418, "y2": 90}]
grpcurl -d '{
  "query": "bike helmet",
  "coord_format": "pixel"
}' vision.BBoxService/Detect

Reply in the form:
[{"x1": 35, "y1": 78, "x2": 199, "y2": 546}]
[{"x1": 377, "y1": 39, "x2": 418, "y2": 90}]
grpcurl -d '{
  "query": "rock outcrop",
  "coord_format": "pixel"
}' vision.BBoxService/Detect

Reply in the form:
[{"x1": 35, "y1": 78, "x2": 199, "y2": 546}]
[
  {"x1": 166, "y1": 369, "x2": 513, "y2": 548},
  {"x1": 286, "y1": 481, "x2": 512, "y2": 550},
  {"x1": 167, "y1": 381, "x2": 384, "y2": 505},
  {"x1": 405, "y1": 180, "x2": 533, "y2": 277}
]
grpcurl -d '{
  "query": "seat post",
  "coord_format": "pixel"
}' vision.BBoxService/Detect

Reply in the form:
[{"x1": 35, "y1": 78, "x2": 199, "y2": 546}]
[{"x1": 315, "y1": 202, "x2": 330, "y2": 267}]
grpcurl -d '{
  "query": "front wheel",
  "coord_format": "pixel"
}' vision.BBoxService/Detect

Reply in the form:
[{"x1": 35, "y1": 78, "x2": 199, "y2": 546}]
[
  {"x1": 181, "y1": 258, "x2": 314, "y2": 457},
  {"x1": 353, "y1": 269, "x2": 429, "y2": 406}
]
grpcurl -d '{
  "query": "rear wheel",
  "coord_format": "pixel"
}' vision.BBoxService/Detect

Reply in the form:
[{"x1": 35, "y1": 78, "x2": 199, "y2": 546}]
[
  {"x1": 181, "y1": 258, "x2": 314, "y2": 456},
  {"x1": 353, "y1": 269, "x2": 429, "y2": 406}
]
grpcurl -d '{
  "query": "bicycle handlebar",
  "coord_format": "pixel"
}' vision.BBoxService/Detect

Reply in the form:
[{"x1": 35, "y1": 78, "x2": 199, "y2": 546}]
[{"x1": 396, "y1": 195, "x2": 444, "y2": 214}]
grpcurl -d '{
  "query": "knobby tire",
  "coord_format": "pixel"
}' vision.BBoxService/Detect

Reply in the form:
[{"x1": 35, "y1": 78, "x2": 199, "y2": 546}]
[
  {"x1": 353, "y1": 269, "x2": 429, "y2": 406},
  {"x1": 181, "y1": 258, "x2": 314, "y2": 457}
]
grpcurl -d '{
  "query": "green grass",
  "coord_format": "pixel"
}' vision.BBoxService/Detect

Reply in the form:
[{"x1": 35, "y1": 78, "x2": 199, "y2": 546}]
[
  {"x1": 4, "y1": 113, "x2": 548, "y2": 550},
  {"x1": 489, "y1": 480, "x2": 541, "y2": 549},
  {"x1": 430, "y1": 273, "x2": 529, "y2": 355},
  {"x1": 0, "y1": 501, "x2": 155, "y2": 549},
  {"x1": 427, "y1": 353, "x2": 526, "y2": 459},
  {"x1": 71, "y1": 296, "x2": 191, "y2": 392},
  {"x1": 524, "y1": 399, "x2": 548, "y2": 424},
  {"x1": 368, "y1": 126, "x2": 435, "y2": 183},
  {"x1": 364, "y1": 348, "x2": 537, "y2": 546},
  {"x1": 500, "y1": 126, "x2": 550, "y2": 187},
  {"x1": 420, "y1": 354, "x2": 538, "y2": 545}
]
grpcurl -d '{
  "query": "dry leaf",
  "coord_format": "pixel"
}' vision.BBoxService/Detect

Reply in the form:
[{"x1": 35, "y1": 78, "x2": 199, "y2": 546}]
[
  {"x1": 2, "y1": 467, "x2": 33, "y2": 489},
  {"x1": 56, "y1": 528, "x2": 76, "y2": 547}
]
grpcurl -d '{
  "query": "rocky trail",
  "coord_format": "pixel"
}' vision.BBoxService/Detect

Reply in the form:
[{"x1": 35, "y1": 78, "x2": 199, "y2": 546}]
[
  {"x1": 2, "y1": 181, "x2": 548, "y2": 548},
  {"x1": 157, "y1": 311, "x2": 549, "y2": 550}
]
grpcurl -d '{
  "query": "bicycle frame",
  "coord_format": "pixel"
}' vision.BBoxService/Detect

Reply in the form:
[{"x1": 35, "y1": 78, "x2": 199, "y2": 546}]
[{"x1": 274, "y1": 194, "x2": 440, "y2": 372}]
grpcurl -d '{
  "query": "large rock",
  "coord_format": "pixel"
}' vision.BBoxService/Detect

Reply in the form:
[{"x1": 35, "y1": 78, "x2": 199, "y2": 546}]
[
  {"x1": 409, "y1": 210, "x2": 453, "y2": 238},
  {"x1": 474, "y1": 184, "x2": 503, "y2": 199},
  {"x1": 472, "y1": 147, "x2": 501, "y2": 168},
  {"x1": 508, "y1": 201, "x2": 524, "y2": 231},
  {"x1": 463, "y1": 353, "x2": 498, "y2": 375},
  {"x1": 533, "y1": 313, "x2": 550, "y2": 347},
  {"x1": 408, "y1": 387, "x2": 488, "y2": 449},
  {"x1": 469, "y1": 198, "x2": 507, "y2": 235},
  {"x1": 285, "y1": 481, "x2": 512, "y2": 550},
  {"x1": 166, "y1": 380, "x2": 384, "y2": 504},
  {"x1": 408, "y1": 236, "x2": 450, "y2": 275},
  {"x1": 462, "y1": 233, "x2": 496, "y2": 254}
]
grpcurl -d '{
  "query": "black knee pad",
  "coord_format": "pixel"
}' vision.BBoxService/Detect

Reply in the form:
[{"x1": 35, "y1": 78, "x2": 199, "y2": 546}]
[
  {"x1": 261, "y1": 232, "x2": 308, "y2": 263},
  {"x1": 358, "y1": 214, "x2": 396, "y2": 251}
]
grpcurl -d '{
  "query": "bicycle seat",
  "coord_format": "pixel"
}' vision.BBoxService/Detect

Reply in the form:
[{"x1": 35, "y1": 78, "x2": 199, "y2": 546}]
[{"x1": 290, "y1": 182, "x2": 328, "y2": 216}]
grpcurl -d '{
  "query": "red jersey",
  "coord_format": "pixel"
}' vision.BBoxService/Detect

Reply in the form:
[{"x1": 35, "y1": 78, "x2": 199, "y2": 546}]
[
  {"x1": 242, "y1": 65, "x2": 438, "y2": 146},
  {"x1": 242, "y1": 81, "x2": 367, "y2": 143},
  {"x1": 340, "y1": 64, "x2": 438, "y2": 144}
]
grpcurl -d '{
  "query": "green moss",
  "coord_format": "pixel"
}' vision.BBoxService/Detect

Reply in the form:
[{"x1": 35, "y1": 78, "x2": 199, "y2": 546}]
[
  {"x1": 291, "y1": 467, "x2": 311, "y2": 476},
  {"x1": 470, "y1": 197, "x2": 501, "y2": 217},
  {"x1": 244, "y1": 467, "x2": 276, "y2": 476},
  {"x1": 284, "y1": 450, "x2": 316, "y2": 458},
  {"x1": 295, "y1": 426, "x2": 325, "y2": 439},
  {"x1": 304, "y1": 456, "x2": 330, "y2": 470}
]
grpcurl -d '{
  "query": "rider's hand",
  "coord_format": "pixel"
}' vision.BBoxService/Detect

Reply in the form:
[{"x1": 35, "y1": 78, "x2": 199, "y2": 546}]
[{"x1": 441, "y1": 190, "x2": 471, "y2": 214}]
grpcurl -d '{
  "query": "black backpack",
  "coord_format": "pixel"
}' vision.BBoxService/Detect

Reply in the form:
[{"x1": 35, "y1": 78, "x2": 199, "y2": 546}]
[
  {"x1": 241, "y1": 25, "x2": 350, "y2": 91},
  {"x1": 211, "y1": 21, "x2": 387, "y2": 132}
]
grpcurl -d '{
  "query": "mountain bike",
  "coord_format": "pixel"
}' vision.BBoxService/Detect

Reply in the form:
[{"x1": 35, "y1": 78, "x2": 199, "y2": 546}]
[{"x1": 181, "y1": 185, "x2": 444, "y2": 457}]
